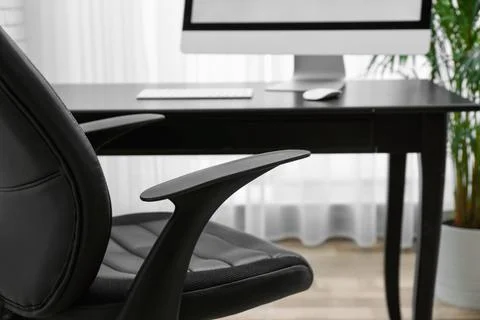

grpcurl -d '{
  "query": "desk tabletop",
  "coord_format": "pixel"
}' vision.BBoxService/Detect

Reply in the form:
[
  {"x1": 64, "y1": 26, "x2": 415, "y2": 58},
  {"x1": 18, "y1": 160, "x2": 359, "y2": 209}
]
[{"x1": 57, "y1": 80, "x2": 479, "y2": 115}]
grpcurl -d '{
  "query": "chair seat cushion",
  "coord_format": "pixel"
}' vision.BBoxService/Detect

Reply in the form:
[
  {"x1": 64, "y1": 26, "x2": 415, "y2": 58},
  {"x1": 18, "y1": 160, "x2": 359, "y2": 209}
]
[{"x1": 68, "y1": 212, "x2": 313, "y2": 319}]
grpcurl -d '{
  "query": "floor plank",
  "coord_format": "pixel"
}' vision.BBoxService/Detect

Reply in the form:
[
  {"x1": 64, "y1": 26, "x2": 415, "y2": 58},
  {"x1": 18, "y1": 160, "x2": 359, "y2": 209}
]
[{"x1": 221, "y1": 239, "x2": 480, "y2": 320}]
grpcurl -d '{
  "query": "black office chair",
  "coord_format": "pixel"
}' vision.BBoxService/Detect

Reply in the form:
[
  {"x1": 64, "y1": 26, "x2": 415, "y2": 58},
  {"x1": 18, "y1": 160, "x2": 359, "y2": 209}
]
[{"x1": 0, "y1": 27, "x2": 313, "y2": 319}]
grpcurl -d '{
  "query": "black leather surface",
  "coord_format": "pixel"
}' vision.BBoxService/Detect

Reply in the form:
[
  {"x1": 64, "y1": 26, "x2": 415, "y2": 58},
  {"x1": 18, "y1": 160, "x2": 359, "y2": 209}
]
[
  {"x1": 80, "y1": 114, "x2": 164, "y2": 151},
  {"x1": 0, "y1": 25, "x2": 313, "y2": 319},
  {"x1": 58, "y1": 212, "x2": 313, "y2": 319},
  {"x1": 0, "y1": 27, "x2": 112, "y2": 317},
  {"x1": 141, "y1": 150, "x2": 310, "y2": 202}
]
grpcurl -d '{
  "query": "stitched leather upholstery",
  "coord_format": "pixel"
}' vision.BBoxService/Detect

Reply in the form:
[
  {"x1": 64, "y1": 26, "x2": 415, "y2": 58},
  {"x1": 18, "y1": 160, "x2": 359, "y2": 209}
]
[
  {"x1": 55, "y1": 213, "x2": 312, "y2": 319},
  {"x1": 0, "y1": 27, "x2": 111, "y2": 317},
  {"x1": 0, "y1": 25, "x2": 313, "y2": 319}
]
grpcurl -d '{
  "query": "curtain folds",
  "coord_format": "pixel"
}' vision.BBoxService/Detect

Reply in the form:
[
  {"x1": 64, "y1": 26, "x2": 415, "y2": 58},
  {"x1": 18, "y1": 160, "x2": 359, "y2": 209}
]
[{"x1": 22, "y1": 0, "x2": 454, "y2": 247}]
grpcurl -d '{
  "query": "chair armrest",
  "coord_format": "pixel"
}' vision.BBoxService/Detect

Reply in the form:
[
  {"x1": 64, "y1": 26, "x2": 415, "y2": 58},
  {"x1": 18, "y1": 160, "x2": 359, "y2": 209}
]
[
  {"x1": 80, "y1": 114, "x2": 164, "y2": 151},
  {"x1": 117, "y1": 150, "x2": 310, "y2": 320},
  {"x1": 141, "y1": 150, "x2": 310, "y2": 201}
]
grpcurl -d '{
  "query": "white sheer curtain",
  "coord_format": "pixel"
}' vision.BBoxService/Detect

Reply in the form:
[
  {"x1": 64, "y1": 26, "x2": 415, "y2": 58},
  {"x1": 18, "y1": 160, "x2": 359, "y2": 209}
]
[{"x1": 21, "y1": 0, "x2": 455, "y2": 248}]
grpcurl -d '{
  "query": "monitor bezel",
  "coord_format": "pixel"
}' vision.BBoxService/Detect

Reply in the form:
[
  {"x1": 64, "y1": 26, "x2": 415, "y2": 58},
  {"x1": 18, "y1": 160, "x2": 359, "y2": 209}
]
[{"x1": 183, "y1": 0, "x2": 432, "y2": 31}]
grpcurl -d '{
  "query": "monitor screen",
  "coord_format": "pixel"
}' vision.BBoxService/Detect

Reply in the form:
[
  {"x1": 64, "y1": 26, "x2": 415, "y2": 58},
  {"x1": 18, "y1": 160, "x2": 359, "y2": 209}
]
[
  {"x1": 182, "y1": 0, "x2": 432, "y2": 54},
  {"x1": 184, "y1": 0, "x2": 431, "y2": 30}
]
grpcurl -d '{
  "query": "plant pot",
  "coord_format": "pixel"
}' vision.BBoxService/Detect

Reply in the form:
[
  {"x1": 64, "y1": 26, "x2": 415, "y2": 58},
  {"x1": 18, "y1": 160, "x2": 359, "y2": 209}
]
[{"x1": 436, "y1": 222, "x2": 480, "y2": 309}]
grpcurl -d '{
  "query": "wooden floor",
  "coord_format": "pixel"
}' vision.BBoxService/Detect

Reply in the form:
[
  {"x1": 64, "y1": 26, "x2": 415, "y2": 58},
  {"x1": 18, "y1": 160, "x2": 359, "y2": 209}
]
[{"x1": 221, "y1": 239, "x2": 480, "y2": 320}]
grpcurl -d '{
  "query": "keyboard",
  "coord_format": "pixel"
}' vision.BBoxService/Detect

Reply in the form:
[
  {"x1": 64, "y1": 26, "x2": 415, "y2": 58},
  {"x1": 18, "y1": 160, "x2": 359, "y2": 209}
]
[{"x1": 137, "y1": 88, "x2": 254, "y2": 100}]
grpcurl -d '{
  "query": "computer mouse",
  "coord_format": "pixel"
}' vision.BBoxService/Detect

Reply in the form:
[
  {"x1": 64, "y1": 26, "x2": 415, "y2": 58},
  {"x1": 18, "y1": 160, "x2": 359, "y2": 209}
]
[{"x1": 303, "y1": 88, "x2": 342, "y2": 101}]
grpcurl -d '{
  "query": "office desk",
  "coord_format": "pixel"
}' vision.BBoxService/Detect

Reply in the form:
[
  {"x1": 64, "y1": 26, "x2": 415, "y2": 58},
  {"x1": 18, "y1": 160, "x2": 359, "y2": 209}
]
[{"x1": 57, "y1": 80, "x2": 479, "y2": 320}]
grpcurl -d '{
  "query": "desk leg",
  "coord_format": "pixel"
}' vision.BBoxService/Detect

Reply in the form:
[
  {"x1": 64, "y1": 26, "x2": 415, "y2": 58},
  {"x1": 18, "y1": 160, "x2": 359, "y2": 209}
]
[
  {"x1": 385, "y1": 153, "x2": 406, "y2": 320},
  {"x1": 413, "y1": 114, "x2": 447, "y2": 320}
]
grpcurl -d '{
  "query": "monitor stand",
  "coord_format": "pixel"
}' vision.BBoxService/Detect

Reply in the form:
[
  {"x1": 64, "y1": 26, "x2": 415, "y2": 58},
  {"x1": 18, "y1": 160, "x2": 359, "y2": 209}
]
[{"x1": 267, "y1": 55, "x2": 345, "y2": 92}]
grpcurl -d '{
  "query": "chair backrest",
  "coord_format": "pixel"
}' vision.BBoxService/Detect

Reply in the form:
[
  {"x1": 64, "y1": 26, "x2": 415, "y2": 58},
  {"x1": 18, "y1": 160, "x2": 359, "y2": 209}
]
[{"x1": 0, "y1": 27, "x2": 112, "y2": 317}]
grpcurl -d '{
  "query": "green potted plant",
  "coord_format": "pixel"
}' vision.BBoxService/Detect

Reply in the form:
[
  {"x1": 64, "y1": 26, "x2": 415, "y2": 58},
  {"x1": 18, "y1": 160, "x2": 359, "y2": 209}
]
[{"x1": 367, "y1": 0, "x2": 480, "y2": 309}]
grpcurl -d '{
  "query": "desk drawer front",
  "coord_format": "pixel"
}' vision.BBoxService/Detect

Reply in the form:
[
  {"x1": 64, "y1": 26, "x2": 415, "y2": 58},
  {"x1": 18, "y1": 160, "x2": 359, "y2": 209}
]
[{"x1": 100, "y1": 115, "x2": 374, "y2": 155}]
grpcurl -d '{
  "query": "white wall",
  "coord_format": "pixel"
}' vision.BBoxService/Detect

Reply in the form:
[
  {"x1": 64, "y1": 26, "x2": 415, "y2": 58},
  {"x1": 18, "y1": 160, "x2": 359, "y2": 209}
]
[{"x1": 0, "y1": 0, "x2": 25, "y2": 49}]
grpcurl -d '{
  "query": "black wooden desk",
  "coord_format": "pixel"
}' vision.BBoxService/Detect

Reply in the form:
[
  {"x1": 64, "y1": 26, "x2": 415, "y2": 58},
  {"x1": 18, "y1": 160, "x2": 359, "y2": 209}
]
[{"x1": 56, "y1": 80, "x2": 479, "y2": 320}]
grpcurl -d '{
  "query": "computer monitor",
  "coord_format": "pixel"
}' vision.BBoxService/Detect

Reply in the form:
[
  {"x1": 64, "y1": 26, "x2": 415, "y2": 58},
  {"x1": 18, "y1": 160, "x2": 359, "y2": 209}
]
[{"x1": 181, "y1": 0, "x2": 432, "y2": 91}]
